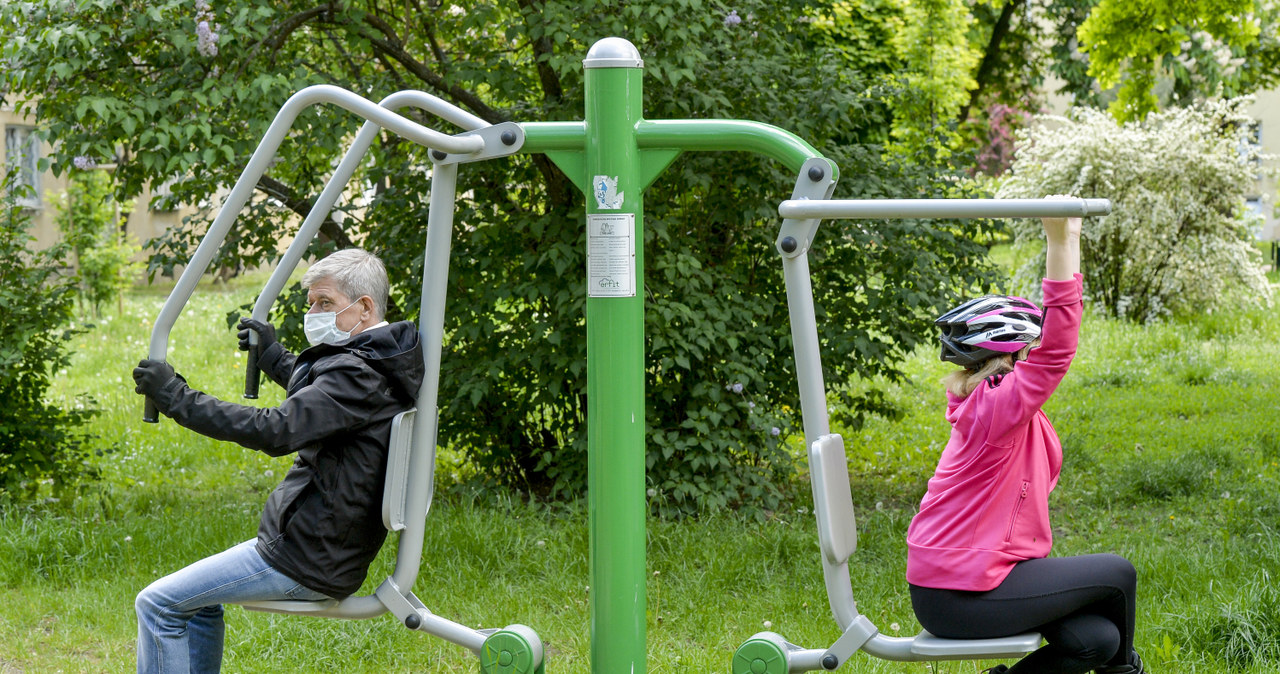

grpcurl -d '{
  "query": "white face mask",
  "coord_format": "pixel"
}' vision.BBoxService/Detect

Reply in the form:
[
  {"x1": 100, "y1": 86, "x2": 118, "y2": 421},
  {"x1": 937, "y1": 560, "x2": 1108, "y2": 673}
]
[{"x1": 304, "y1": 299, "x2": 363, "y2": 346}]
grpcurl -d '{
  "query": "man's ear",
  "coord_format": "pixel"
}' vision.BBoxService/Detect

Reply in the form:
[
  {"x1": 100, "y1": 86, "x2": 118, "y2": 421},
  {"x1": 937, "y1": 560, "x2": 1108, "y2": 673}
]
[{"x1": 359, "y1": 295, "x2": 377, "y2": 320}]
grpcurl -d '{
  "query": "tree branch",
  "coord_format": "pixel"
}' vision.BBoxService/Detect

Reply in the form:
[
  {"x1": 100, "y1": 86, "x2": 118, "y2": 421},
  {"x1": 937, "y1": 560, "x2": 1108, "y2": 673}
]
[
  {"x1": 359, "y1": 13, "x2": 505, "y2": 123},
  {"x1": 267, "y1": 5, "x2": 332, "y2": 52},
  {"x1": 235, "y1": 4, "x2": 333, "y2": 81},
  {"x1": 255, "y1": 174, "x2": 354, "y2": 249},
  {"x1": 958, "y1": 0, "x2": 1024, "y2": 124},
  {"x1": 516, "y1": 0, "x2": 564, "y2": 103}
]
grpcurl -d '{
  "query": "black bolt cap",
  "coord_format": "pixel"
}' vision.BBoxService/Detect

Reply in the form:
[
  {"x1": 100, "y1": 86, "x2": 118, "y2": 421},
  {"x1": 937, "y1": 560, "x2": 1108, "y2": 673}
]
[
  {"x1": 808, "y1": 165, "x2": 825, "y2": 182},
  {"x1": 780, "y1": 236, "x2": 798, "y2": 253}
]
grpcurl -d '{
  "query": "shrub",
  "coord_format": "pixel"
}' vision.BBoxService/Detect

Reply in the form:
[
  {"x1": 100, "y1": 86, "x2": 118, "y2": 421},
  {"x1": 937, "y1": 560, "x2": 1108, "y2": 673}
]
[
  {"x1": 53, "y1": 170, "x2": 142, "y2": 317},
  {"x1": 0, "y1": 174, "x2": 97, "y2": 498},
  {"x1": 998, "y1": 98, "x2": 1271, "y2": 323}
]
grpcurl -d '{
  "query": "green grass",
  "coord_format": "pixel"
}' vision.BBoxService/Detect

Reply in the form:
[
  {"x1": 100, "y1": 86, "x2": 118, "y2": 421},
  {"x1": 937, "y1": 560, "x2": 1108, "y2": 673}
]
[{"x1": 3, "y1": 274, "x2": 1280, "y2": 672}]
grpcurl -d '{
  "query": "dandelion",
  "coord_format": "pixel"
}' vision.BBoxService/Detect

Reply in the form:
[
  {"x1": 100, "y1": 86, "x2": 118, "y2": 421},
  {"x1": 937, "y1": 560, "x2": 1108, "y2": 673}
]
[
  {"x1": 770, "y1": 426, "x2": 781, "y2": 437},
  {"x1": 724, "y1": 9, "x2": 742, "y2": 27},
  {"x1": 762, "y1": 620, "x2": 772, "y2": 629},
  {"x1": 890, "y1": 622, "x2": 901, "y2": 632},
  {"x1": 263, "y1": 469, "x2": 274, "y2": 478},
  {"x1": 125, "y1": 536, "x2": 133, "y2": 543},
  {"x1": 536, "y1": 540, "x2": 546, "y2": 547},
  {"x1": 72, "y1": 155, "x2": 97, "y2": 170},
  {"x1": 646, "y1": 487, "x2": 657, "y2": 497}
]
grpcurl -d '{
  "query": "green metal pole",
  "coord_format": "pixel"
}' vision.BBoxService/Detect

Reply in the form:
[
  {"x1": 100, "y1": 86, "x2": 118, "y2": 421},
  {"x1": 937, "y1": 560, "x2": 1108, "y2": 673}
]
[{"x1": 583, "y1": 37, "x2": 647, "y2": 674}]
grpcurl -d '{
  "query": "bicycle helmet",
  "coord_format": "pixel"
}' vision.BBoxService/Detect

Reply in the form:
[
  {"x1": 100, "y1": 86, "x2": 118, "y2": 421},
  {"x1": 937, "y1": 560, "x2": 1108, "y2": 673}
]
[{"x1": 936, "y1": 295, "x2": 1043, "y2": 368}]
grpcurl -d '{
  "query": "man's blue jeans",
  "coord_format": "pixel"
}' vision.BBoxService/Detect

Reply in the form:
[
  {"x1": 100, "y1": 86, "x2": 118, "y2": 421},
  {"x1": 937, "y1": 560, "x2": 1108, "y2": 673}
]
[{"x1": 135, "y1": 539, "x2": 331, "y2": 673}]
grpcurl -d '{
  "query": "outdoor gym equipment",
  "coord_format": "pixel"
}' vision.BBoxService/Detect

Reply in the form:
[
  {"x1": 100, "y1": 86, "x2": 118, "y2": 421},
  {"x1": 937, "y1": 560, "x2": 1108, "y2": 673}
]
[
  {"x1": 143, "y1": 85, "x2": 544, "y2": 673},
  {"x1": 736, "y1": 195, "x2": 1110, "y2": 674},
  {"x1": 143, "y1": 35, "x2": 1110, "y2": 673}
]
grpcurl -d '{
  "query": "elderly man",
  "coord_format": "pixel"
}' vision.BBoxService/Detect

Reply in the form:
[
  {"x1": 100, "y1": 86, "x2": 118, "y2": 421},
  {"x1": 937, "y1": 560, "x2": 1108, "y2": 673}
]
[{"x1": 131, "y1": 248, "x2": 423, "y2": 673}]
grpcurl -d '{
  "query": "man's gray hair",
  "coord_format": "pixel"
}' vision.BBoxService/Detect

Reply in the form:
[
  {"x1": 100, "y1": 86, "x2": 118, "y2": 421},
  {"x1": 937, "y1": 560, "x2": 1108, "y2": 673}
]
[{"x1": 301, "y1": 248, "x2": 389, "y2": 319}]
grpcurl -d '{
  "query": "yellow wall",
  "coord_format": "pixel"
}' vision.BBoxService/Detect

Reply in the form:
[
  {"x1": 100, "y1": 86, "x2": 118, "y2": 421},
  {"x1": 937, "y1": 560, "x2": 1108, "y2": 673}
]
[
  {"x1": 1247, "y1": 90, "x2": 1280, "y2": 239},
  {"x1": 1, "y1": 104, "x2": 193, "y2": 254}
]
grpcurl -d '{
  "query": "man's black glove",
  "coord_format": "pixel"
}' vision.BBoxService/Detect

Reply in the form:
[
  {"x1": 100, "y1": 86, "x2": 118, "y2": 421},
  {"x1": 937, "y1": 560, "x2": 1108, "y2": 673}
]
[
  {"x1": 133, "y1": 359, "x2": 178, "y2": 397},
  {"x1": 237, "y1": 318, "x2": 277, "y2": 353}
]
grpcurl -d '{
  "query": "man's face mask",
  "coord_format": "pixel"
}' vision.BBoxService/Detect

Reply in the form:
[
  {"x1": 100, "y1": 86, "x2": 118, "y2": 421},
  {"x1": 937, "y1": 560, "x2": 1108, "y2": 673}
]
[{"x1": 304, "y1": 299, "x2": 363, "y2": 346}]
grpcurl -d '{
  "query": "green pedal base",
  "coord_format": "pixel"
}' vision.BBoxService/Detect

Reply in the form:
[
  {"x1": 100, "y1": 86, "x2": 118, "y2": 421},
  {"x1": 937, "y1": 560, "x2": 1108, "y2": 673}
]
[
  {"x1": 733, "y1": 636, "x2": 789, "y2": 674},
  {"x1": 480, "y1": 628, "x2": 544, "y2": 674}
]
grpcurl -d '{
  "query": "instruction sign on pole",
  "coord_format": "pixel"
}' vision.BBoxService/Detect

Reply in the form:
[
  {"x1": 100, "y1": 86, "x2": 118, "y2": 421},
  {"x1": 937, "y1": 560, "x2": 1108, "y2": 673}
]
[{"x1": 587, "y1": 213, "x2": 635, "y2": 297}]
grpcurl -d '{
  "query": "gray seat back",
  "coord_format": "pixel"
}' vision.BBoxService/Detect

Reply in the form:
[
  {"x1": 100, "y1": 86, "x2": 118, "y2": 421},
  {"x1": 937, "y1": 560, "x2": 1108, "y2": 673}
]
[
  {"x1": 381, "y1": 408, "x2": 417, "y2": 532},
  {"x1": 809, "y1": 434, "x2": 858, "y2": 566}
]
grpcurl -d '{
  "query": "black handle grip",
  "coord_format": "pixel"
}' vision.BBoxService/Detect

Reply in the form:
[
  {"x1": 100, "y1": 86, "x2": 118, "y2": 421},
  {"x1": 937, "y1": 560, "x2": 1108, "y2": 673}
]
[
  {"x1": 244, "y1": 343, "x2": 261, "y2": 399},
  {"x1": 143, "y1": 398, "x2": 159, "y2": 423}
]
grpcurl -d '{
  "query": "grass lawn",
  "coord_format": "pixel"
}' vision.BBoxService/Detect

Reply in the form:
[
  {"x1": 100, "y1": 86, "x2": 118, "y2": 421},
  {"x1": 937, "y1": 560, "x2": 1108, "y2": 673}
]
[{"x1": 3, "y1": 273, "x2": 1280, "y2": 673}]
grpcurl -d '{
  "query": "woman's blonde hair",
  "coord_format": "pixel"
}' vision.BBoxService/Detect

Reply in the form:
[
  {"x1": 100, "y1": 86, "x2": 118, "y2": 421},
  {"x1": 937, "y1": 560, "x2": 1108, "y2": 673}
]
[{"x1": 943, "y1": 342, "x2": 1035, "y2": 398}]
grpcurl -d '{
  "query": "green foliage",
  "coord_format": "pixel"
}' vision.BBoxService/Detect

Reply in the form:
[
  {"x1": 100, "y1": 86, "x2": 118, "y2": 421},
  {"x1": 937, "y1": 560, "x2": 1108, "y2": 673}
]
[
  {"x1": 887, "y1": 0, "x2": 980, "y2": 150},
  {"x1": 805, "y1": 0, "x2": 904, "y2": 84},
  {"x1": 1077, "y1": 0, "x2": 1270, "y2": 120},
  {"x1": 0, "y1": 174, "x2": 96, "y2": 498},
  {"x1": 4, "y1": 0, "x2": 1001, "y2": 510},
  {"x1": 998, "y1": 98, "x2": 1270, "y2": 322},
  {"x1": 53, "y1": 170, "x2": 142, "y2": 317}
]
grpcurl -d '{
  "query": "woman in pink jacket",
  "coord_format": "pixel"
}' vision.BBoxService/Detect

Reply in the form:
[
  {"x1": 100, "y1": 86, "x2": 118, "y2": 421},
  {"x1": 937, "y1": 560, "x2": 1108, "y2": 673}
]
[{"x1": 905, "y1": 209, "x2": 1144, "y2": 674}]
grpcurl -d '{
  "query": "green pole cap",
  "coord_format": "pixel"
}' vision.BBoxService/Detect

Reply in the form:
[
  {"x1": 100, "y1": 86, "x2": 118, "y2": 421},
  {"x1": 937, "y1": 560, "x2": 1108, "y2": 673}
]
[
  {"x1": 583, "y1": 37, "x2": 644, "y2": 69},
  {"x1": 732, "y1": 637, "x2": 789, "y2": 674}
]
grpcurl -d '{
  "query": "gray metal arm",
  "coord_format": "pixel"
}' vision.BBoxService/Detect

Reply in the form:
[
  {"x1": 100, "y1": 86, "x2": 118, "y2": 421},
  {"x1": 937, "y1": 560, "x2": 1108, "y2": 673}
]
[
  {"x1": 145, "y1": 84, "x2": 486, "y2": 385},
  {"x1": 240, "y1": 90, "x2": 521, "y2": 397}
]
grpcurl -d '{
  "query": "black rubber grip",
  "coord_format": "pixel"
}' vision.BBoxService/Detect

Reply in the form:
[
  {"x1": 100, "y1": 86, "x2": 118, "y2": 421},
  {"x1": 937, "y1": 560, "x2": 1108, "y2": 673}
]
[{"x1": 244, "y1": 344, "x2": 261, "y2": 399}]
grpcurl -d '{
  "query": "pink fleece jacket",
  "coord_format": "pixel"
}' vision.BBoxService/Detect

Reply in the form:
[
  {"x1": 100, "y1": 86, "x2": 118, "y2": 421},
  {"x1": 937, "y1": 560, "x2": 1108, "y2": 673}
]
[{"x1": 906, "y1": 274, "x2": 1083, "y2": 591}]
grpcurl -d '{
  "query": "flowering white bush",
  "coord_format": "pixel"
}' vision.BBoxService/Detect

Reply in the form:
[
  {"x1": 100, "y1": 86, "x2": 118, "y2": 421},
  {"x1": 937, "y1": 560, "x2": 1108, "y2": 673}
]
[{"x1": 998, "y1": 98, "x2": 1272, "y2": 322}]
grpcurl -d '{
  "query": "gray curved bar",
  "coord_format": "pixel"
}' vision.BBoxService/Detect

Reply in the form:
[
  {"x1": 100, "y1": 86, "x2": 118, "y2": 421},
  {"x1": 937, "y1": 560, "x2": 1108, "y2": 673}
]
[
  {"x1": 778, "y1": 197, "x2": 1111, "y2": 220},
  {"x1": 146, "y1": 85, "x2": 485, "y2": 368}
]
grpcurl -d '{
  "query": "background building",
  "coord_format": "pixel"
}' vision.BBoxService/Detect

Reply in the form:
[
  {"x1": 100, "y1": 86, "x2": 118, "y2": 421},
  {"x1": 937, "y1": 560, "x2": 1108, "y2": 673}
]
[{"x1": 1, "y1": 101, "x2": 190, "y2": 252}]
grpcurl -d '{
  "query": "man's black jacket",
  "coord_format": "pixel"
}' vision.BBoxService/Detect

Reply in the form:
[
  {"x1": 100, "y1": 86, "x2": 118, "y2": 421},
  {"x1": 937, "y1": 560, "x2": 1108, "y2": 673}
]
[{"x1": 149, "y1": 322, "x2": 425, "y2": 598}]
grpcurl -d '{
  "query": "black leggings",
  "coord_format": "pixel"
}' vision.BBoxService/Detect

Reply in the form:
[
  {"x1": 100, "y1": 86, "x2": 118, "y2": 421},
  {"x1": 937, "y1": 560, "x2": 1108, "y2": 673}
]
[{"x1": 910, "y1": 554, "x2": 1137, "y2": 674}]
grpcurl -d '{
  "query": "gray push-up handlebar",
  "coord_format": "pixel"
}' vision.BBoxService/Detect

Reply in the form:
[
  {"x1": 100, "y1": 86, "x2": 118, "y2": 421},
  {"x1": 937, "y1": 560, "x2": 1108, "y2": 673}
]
[{"x1": 778, "y1": 197, "x2": 1110, "y2": 220}]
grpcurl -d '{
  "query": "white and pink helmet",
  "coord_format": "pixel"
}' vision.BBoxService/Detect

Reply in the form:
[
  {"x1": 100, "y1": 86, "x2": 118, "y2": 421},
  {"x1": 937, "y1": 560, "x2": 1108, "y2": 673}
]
[{"x1": 935, "y1": 295, "x2": 1043, "y2": 367}]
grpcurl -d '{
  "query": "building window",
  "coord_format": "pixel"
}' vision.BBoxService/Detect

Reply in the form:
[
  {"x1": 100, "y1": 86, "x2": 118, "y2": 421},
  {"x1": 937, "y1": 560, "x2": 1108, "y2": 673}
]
[
  {"x1": 1246, "y1": 196, "x2": 1265, "y2": 239},
  {"x1": 1241, "y1": 120, "x2": 1262, "y2": 172},
  {"x1": 3, "y1": 125, "x2": 41, "y2": 208}
]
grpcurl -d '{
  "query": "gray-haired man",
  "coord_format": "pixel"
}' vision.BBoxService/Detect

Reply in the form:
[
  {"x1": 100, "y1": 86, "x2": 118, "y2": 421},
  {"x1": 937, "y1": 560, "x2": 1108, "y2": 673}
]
[{"x1": 132, "y1": 248, "x2": 423, "y2": 673}]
